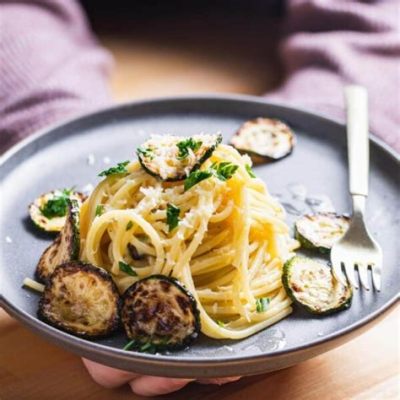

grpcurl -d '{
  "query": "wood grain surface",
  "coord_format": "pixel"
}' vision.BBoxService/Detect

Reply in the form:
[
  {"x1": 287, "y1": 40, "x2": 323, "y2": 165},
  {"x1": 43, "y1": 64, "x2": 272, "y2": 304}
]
[{"x1": 1, "y1": 20, "x2": 399, "y2": 400}]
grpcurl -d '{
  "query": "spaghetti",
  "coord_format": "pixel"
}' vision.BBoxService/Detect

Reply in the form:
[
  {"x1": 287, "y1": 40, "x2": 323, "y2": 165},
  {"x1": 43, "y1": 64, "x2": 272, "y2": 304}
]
[{"x1": 80, "y1": 143, "x2": 297, "y2": 339}]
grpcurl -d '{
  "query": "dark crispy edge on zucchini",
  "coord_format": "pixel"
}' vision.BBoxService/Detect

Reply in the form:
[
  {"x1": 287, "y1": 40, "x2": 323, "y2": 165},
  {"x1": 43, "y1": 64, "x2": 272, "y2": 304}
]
[
  {"x1": 38, "y1": 262, "x2": 122, "y2": 339},
  {"x1": 137, "y1": 135, "x2": 222, "y2": 181},
  {"x1": 295, "y1": 213, "x2": 351, "y2": 254},
  {"x1": 121, "y1": 274, "x2": 201, "y2": 351},
  {"x1": 35, "y1": 199, "x2": 80, "y2": 283},
  {"x1": 231, "y1": 118, "x2": 295, "y2": 163},
  {"x1": 28, "y1": 191, "x2": 86, "y2": 233},
  {"x1": 282, "y1": 256, "x2": 353, "y2": 316}
]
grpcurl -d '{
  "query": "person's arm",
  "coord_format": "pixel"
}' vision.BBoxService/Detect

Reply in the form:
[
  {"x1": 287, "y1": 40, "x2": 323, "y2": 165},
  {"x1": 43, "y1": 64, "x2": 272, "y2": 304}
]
[
  {"x1": 266, "y1": 0, "x2": 400, "y2": 152},
  {"x1": 0, "y1": 0, "x2": 112, "y2": 154}
]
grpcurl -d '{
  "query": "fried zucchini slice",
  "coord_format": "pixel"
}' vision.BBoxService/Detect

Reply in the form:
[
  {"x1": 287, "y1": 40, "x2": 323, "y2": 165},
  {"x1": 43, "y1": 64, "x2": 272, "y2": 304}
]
[
  {"x1": 35, "y1": 199, "x2": 80, "y2": 283},
  {"x1": 231, "y1": 117, "x2": 295, "y2": 162},
  {"x1": 295, "y1": 213, "x2": 350, "y2": 254},
  {"x1": 29, "y1": 189, "x2": 86, "y2": 233},
  {"x1": 282, "y1": 256, "x2": 352, "y2": 315},
  {"x1": 121, "y1": 275, "x2": 201, "y2": 350},
  {"x1": 38, "y1": 262, "x2": 121, "y2": 338},
  {"x1": 137, "y1": 134, "x2": 222, "y2": 181}
]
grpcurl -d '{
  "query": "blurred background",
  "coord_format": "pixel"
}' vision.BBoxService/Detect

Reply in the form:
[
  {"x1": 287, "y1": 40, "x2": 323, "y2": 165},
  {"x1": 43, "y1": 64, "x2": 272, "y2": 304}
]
[{"x1": 81, "y1": 0, "x2": 284, "y2": 101}]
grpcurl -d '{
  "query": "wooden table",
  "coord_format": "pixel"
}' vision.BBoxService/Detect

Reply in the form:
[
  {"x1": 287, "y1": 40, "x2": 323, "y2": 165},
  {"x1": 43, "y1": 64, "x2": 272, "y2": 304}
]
[{"x1": 1, "y1": 22, "x2": 399, "y2": 400}]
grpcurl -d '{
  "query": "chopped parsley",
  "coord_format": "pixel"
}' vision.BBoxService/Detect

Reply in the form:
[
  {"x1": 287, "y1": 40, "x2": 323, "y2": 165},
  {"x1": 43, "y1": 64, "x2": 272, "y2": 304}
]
[
  {"x1": 176, "y1": 138, "x2": 203, "y2": 160},
  {"x1": 216, "y1": 320, "x2": 225, "y2": 327},
  {"x1": 123, "y1": 339, "x2": 157, "y2": 353},
  {"x1": 95, "y1": 204, "x2": 104, "y2": 217},
  {"x1": 119, "y1": 261, "x2": 138, "y2": 277},
  {"x1": 98, "y1": 161, "x2": 130, "y2": 177},
  {"x1": 184, "y1": 169, "x2": 213, "y2": 191},
  {"x1": 184, "y1": 161, "x2": 239, "y2": 191},
  {"x1": 137, "y1": 147, "x2": 154, "y2": 160},
  {"x1": 126, "y1": 220, "x2": 134, "y2": 231},
  {"x1": 123, "y1": 340, "x2": 136, "y2": 351},
  {"x1": 245, "y1": 164, "x2": 256, "y2": 178},
  {"x1": 40, "y1": 189, "x2": 72, "y2": 219},
  {"x1": 139, "y1": 342, "x2": 157, "y2": 353},
  {"x1": 211, "y1": 162, "x2": 239, "y2": 181},
  {"x1": 256, "y1": 297, "x2": 270, "y2": 313},
  {"x1": 166, "y1": 203, "x2": 180, "y2": 232}
]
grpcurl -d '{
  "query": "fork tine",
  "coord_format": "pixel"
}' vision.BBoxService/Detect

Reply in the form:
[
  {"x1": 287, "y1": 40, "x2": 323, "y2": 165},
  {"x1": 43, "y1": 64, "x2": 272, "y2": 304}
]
[
  {"x1": 344, "y1": 262, "x2": 359, "y2": 289},
  {"x1": 357, "y1": 263, "x2": 370, "y2": 290},
  {"x1": 332, "y1": 259, "x2": 347, "y2": 287},
  {"x1": 371, "y1": 264, "x2": 382, "y2": 292}
]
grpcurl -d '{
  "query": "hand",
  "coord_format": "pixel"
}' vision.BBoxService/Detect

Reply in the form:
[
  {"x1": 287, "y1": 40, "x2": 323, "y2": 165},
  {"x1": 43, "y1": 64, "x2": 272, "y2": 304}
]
[{"x1": 82, "y1": 358, "x2": 241, "y2": 396}]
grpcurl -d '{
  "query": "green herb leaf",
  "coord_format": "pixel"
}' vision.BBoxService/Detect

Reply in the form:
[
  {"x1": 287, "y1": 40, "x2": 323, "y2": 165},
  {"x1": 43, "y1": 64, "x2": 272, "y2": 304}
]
[
  {"x1": 98, "y1": 161, "x2": 130, "y2": 177},
  {"x1": 216, "y1": 320, "x2": 225, "y2": 327},
  {"x1": 176, "y1": 138, "x2": 203, "y2": 160},
  {"x1": 62, "y1": 187, "x2": 75, "y2": 196},
  {"x1": 126, "y1": 220, "x2": 134, "y2": 231},
  {"x1": 40, "y1": 190, "x2": 72, "y2": 219},
  {"x1": 256, "y1": 297, "x2": 270, "y2": 313},
  {"x1": 245, "y1": 164, "x2": 256, "y2": 178},
  {"x1": 139, "y1": 342, "x2": 157, "y2": 354},
  {"x1": 123, "y1": 340, "x2": 136, "y2": 351},
  {"x1": 123, "y1": 340, "x2": 157, "y2": 353},
  {"x1": 119, "y1": 261, "x2": 138, "y2": 277},
  {"x1": 184, "y1": 170, "x2": 213, "y2": 191},
  {"x1": 137, "y1": 147, "x2": 154, "y2": 160},
  {"x1": 95, "y1": 204, "x2": 104, "y2": 217},
  {"x1": 166, "y1": 203, "x2": 180, "y2": 232},
  {"x1": 211, "y1": 162, "x2": 239, "y2": 182},
  {"x1": 183, "y1": 161, "x2": 238, "y2": 191}
]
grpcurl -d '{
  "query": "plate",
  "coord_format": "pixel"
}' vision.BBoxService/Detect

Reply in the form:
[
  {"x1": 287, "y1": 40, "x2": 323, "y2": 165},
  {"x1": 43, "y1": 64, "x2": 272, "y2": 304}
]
[{"x1": 0, "y1": 95, "x2": 399, "y2": 378}]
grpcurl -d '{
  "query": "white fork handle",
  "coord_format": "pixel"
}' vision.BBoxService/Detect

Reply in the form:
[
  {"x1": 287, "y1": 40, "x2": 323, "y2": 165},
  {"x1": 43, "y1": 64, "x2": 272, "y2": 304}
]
[{"x1": 345, "y1": 85, "x2": 369, "y2": 197}]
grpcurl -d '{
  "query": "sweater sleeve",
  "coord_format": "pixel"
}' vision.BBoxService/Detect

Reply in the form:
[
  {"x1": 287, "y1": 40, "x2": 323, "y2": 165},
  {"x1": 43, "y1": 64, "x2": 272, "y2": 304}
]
[
  {"x1": 265, "y1": 0, "x2": 400, "y2": 152},
  {"x1": 0, "y1": 0, "x2": 113, "y2": 154}
]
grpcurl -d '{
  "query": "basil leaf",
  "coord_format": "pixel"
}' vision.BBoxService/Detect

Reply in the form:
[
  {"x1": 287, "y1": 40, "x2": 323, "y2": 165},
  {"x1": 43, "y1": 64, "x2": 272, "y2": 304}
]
[
  {"x1": 95, "y1": 204, "x2": 104, "y2": 217},
  {"x1": 176, "y1": 138, "x2": 202, "y2": 160},
  {"x1": 256, "y1": 297, "x2": 270, "y2": 313},
  {"x1": 98, "y1": 161, "x2": 130, "y2": 177},
  {"x1": 126, "y1": 220, "x2": 133, "y2": 230},
  {"x1": 166, "y1": 203, "x2": 180, "y2": 232},
  {"x1": 119, "y1": 261, "x2": 138, "y2": 276},
  {"x1": 184, "y1": 170, "x2": 213, "y2": 191},
  {"x1": 245, "y1": 164, "x2": 256, "y2": 178}
]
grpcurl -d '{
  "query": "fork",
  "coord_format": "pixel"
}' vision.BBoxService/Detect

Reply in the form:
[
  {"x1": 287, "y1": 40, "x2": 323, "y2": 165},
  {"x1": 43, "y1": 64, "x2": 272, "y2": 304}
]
[{"x1": 330, "y1": 85, "x2": 383, "y2": 291}]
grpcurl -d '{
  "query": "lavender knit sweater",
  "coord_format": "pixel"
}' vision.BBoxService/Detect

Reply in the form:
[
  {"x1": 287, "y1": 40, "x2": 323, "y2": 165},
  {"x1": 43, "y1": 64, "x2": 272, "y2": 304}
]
[{"x1": 0, "y1": 0, "x2": 399, "y2": 154}]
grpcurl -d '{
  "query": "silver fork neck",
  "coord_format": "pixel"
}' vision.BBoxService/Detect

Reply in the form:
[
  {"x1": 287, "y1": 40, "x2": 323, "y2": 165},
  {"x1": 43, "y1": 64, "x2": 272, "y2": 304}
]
[{"x1": 352, "y1": 194, "x2": 366, "y2": 217}]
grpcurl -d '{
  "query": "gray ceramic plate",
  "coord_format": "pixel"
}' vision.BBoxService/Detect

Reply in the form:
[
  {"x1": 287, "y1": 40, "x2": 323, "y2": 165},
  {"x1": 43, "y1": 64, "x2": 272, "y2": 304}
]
[{"x1": 0, "y1": 95, "x2": 399, "y2": 378}]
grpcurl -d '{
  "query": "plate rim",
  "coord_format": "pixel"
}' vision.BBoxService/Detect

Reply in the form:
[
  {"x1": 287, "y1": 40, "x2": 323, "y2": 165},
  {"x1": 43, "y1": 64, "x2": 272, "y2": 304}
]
[{"x1": 1, "y1": 93, "x2": 399, "y2": 369}]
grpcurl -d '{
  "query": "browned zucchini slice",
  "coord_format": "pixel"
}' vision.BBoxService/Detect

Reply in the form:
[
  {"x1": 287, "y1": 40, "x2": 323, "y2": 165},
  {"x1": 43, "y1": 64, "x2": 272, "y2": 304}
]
[
  {"x1": 231, "y1": 117, "x2": 295, "y2": 162},
  {"x1": 29, "y1": 189, "x2": 86, "y2": 233},
  {"x1": 38, "y1": 262, "x2": 121, "y2": 338},
  {"x1": 282, "y1": 256, "x2": 352, "y2": 315},
  {"x1": 35, "y1": 199, "x2": 80, "y2": 283},
  {"x1": 121, "y1": 275, "x2": 200, "y2": 351},
  {"x1": 137, "y1": 134, "x2": 222, "y2": 181},
  {"x1": 295, "y1": 213, "x2": 350, "y2": 254}
]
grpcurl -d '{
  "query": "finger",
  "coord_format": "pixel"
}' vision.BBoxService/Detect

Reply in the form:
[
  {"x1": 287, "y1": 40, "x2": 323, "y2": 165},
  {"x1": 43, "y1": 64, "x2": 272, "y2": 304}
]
[
  {"x1": 129, "y1": 376, "x2": 194, "y2": 396},
  {"x1": 197, "y1": 376, "x2": 241, "y2": 385},
  {"x1": 82, "y1": 358, "x2": 139, "y2": 388}
]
